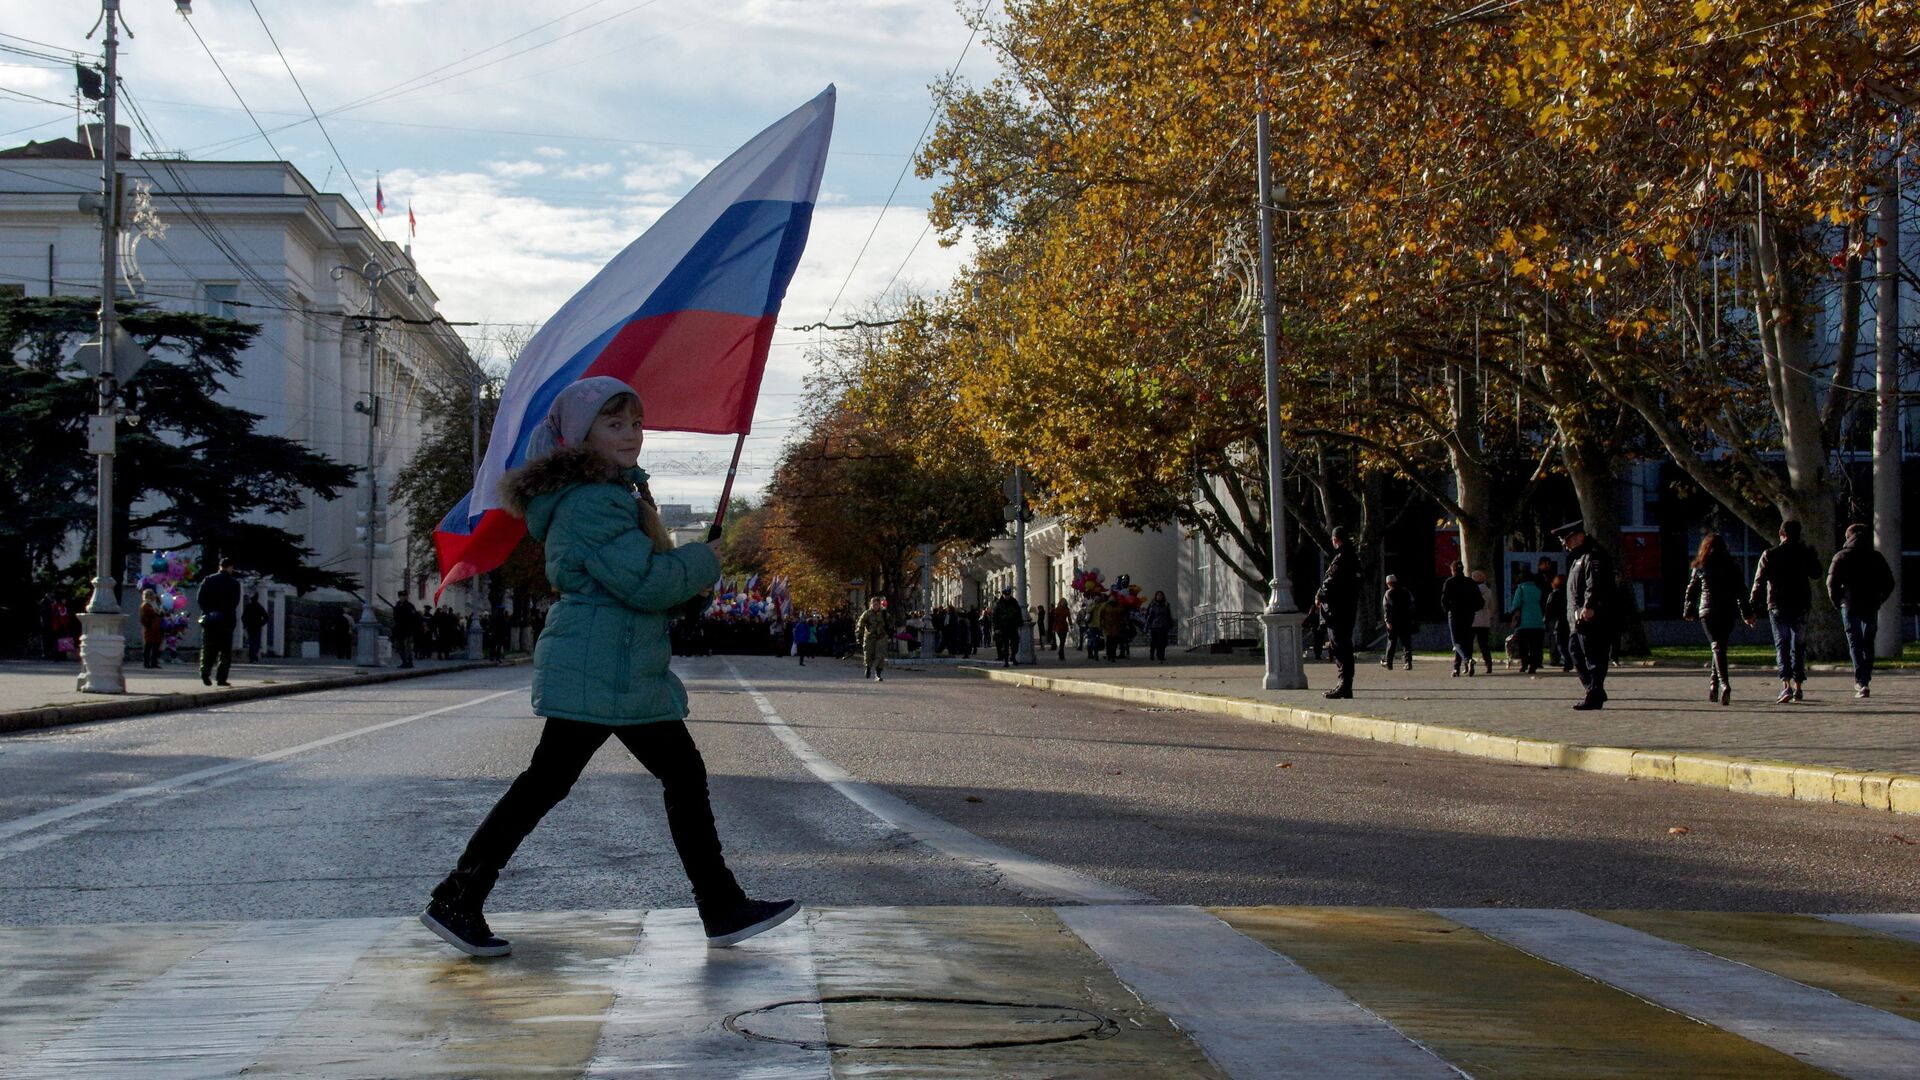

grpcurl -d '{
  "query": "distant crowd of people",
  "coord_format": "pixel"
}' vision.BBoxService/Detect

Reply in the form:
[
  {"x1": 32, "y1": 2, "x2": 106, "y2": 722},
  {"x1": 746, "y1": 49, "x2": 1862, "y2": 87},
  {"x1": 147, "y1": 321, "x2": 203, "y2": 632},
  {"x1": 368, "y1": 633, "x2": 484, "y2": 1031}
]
[{"x1": 1315, "y1": 516, "x2": 1897, "y2": 709}]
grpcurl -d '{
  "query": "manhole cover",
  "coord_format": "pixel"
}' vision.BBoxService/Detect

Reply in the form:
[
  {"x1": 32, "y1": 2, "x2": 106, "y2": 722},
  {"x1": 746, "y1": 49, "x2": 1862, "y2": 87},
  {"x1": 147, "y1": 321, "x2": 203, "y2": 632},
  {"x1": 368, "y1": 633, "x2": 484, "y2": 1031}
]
[{"x1": 725, "y1": 995, "x2": 1117, "y2": 1050}]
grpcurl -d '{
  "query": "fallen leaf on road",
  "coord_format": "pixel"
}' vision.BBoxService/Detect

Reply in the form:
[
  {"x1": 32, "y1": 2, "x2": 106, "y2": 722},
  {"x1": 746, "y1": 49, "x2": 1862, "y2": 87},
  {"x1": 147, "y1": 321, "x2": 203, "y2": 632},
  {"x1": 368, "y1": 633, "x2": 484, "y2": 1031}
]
[
  {"x1": 1276, "y1": 762, "x2": 1294, "y2": 769},
  {"x1": 1668, "y1": 826, "x2": 1690, "y2": 836},
  {"x1": 1888, "y1": 834, "x2": 1918, "y2": 846},
  {"x1": 1107, "y1": 770, "x2": 1123, "y2": 775},
  {"x1": 965, "y1": 795, "x2": 983, "y2": 803}
]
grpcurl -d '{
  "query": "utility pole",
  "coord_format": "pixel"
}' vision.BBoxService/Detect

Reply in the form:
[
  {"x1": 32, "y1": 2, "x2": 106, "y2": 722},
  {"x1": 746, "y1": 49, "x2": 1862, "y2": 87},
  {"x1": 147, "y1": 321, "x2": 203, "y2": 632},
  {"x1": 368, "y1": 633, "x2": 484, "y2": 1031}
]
[
  {"x1": 330, "y1": 258, "x2": 414, "y2": 667},
  {"x1": 1875, "y1": 164, "x2": 1903, "y2": 657},
  {"x1": 76, "y1": 0, "x2": 126, "y2": 694},
  {"x1": 1255, "y1": 103, "x2": 1306, "y2": 690},
  {"x1": 466, "y1": 370, "x2": 486, "y2": 659},
  {"x1": 1012, "y1": 464, "x2": 1036, "y2": 665}
]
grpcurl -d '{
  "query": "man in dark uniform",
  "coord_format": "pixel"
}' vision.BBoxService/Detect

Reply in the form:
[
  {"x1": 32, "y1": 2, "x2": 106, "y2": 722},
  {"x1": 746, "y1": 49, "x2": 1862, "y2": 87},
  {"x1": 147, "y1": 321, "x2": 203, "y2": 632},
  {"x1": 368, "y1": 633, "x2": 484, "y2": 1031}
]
[
  {"x1": 1315, "y1": 525, "x2": 1361, "y2": 699},
  {"x1": 1553, "y1": 520, "x2": 1613, "y2": 710},
  {"x1": 196, "y1": 557, "x2": 242, "y2": 687}
]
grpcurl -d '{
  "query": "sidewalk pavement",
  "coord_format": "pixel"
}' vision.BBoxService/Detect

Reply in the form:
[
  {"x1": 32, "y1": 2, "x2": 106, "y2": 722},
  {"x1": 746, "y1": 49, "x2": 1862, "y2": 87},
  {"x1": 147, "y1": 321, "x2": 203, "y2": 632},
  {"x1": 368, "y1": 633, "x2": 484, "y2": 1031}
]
[
  {"x1": 9, "y1": 905, "x2": 1920, "y2": 1077},
  {"x1": 957, "y1": 650, "x2": 1920, "y2": 816},
  {"x1": 0, "y1": 655, "x2": 507, "y2": 734}
]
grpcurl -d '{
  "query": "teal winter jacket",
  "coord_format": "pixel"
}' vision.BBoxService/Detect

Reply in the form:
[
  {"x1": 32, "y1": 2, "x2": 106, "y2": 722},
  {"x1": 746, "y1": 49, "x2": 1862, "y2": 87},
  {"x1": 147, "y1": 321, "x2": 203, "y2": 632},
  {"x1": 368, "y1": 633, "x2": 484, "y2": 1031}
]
[{"x1": 503, "y1": 447, "x2": 719, "y2": 726}]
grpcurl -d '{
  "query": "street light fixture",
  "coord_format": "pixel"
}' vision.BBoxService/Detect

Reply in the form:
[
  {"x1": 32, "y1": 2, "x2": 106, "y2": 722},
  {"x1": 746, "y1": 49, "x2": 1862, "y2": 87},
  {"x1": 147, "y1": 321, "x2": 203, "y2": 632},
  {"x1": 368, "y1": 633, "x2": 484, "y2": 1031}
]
[{"x1": 330, "y1": 258, "x2": 416, "y2": 667}]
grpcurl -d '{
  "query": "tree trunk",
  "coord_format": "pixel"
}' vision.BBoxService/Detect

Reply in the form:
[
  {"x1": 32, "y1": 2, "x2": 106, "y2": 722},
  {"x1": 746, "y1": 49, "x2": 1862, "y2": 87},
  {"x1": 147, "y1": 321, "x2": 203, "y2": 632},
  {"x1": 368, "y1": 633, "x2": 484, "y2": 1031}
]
[{"x1": 1446, "y1": 361, "x2": 1503, "y2": 583}]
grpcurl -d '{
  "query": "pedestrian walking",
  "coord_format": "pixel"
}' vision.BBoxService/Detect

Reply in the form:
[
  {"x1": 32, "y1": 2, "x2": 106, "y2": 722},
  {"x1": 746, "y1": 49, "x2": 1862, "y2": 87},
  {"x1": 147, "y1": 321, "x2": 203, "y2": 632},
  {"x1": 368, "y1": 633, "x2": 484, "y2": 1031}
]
[
  {"x1": 196, "y1": 557, "x2": 242, "y2": 687},
  {"x1": 856, "y1": 596, "x2": 891, "y2": 680},
  {"x1": 1546, "y1": 573, "x2": 1572, "y2": 672},
  {"x1": 1096, "y1": 593, "x2": 1131, "y2": 662},
  {"x1": 1748, "y1": 519, "x2": 1821, "y2": 703},
  {"x1": 1827, "y1": 522, "x2": 1896, "y2": 699},
  {"x1": 1381, "y1": 574, "x2": 1416, "y2": 669},
  {"x1": 422, "y1": 377, "x2": 794, "y2": 958},
  {"x1": 241, "y1": 594, "x2": 268, "y2": 662},
  {"x1": 393, "y1": 596, "x2": 422, "y2": 669},
  {"x1": 1508, "y1": 571, "x2": 1546, "y2": 674},
  {"x1": 138, "y1": 588, "x2": 164, "y2": 669},
  {"x1": 1534, "y1": 556, "x2": 1562, "y2": 667},
  {"x1": 1683, "y1": 532, "x2": 1751, "y2": 705},
  {"x1": 992, "y1": 587, "x2": 1024, "y2": 665},
  {"x1": 1143, "y1": 590, "x2": 1175, "y2": 662},
  {"x1": 1440, "y1": 561, "x2": 1482, "y2": 676},
  {"x1": 1050, "y1": 598, "x2": 1071, "y2": 660},
  {"x1": 1554, "y1": 520, "x2": 1614, "y2": 710},
  {"x1": 1470, "y1": 570, "x2": 1496, "y2": 672},
  {"x1": 1315, "y1": 525, "x2": 1360, "y2": 698},
  {"x1": 792, "y1": 617, "x2": 812, "y2": 665}
]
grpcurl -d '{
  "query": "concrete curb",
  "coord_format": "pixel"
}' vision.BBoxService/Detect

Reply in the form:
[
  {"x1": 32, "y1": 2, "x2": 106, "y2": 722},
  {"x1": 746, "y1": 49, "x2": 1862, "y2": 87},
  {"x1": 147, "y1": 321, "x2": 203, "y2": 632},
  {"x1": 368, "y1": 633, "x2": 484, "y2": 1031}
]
[
  {"x1": 956, "y1": 666, "x2": 1920, "y2": 817},
  {"x1": 0, "y1": 658, "x2": 525, "y2": 736}
]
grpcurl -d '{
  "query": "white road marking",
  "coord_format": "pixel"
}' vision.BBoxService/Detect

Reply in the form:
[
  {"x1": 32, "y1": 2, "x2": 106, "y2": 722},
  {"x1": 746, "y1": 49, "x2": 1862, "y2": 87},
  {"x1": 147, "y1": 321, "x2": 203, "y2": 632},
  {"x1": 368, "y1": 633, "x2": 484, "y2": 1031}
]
[
  {"x1": 1820, "y1": 912, "x2": 1920, "y2": 946},
  {"x1": 1058, "y1": 905, "x2": 1463, "y2": 1079},
  {"x1": 585, "y1": 907, "x2": 829, "y2": 1079},
  {"x1": 0, "y1": 687, "x2": 524, "y2": 857},
  {"x1": 1438, "y1": 907, "x2": 1920, "y2": 1080},
  {"x1": 722, "y1": 659, "x2": 1149, "y2": 905},
  {"x1": 1, "y1": 918, "x2": 391, "y2": 1080}
]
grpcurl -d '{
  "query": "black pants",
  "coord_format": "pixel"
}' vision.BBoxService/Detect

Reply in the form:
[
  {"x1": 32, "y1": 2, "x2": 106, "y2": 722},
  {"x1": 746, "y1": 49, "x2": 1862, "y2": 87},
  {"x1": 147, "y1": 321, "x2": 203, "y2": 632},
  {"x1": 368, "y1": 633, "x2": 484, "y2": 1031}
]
[
  {"x1": 245, "y1": 629, "x2": 262, "y2": 663},
  {"x1": 1472, "y1": 626, "x2": 1493, "y2": 667},
  {"x1": 1516, "y1": 627, "x2": 1544, "y2": 672},
  {"x1": 1326, "y1": 612, "x2": 1355, "y2": 690},
  {"x1": 1553, "y1": 623, "x2": 1573, "y2": 670},
  {"x1": 995, "y1": 630, "x2": 1019, "y2": 662},
  {"x1": 396, "y1": 636, "x2": 415, "y2": 668},
  {"x1": 143, "y1": 641, "x2": 161, "y2": 668},
  {"x1": 433, "y1": 718, "x2": 745, "y2": 914},
  {"x1": 1384, "y1": 629, "x2": 1414, "y2": 666},
  {"x1": 1571, "y1": 624, "x2": 1610, "y2": 702},
  {"x1": 200, "y1": 623, "x2": 234, "y2": 684},
  {"x1": 1149, "y1": 628, "x2": 1170, "y2": 661}
]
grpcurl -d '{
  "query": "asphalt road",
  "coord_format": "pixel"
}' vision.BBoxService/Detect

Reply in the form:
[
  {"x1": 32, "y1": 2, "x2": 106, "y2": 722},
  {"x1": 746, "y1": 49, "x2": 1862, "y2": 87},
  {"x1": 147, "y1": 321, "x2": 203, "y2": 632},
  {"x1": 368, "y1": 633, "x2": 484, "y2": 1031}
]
[{"x1": 3, "y1": 655, "x2": 1917, "y2": 926}]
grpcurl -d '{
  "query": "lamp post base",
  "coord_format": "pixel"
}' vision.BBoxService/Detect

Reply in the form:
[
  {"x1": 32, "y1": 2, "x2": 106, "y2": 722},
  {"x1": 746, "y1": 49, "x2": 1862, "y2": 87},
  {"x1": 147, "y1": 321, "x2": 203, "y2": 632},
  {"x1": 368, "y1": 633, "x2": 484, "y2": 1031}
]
[
  {"x1": 1260, "y1": 609, "x2": 1306, "y2": 690},
  {"x1": 77, "y1": 611, "x2": 128, "y2": 694},
  {"x1": 354, "y1": 615, "x2": 381, "y2": 668},
  {"x1": 467, "y1": 620, "x2": 484, "y2": 660}
]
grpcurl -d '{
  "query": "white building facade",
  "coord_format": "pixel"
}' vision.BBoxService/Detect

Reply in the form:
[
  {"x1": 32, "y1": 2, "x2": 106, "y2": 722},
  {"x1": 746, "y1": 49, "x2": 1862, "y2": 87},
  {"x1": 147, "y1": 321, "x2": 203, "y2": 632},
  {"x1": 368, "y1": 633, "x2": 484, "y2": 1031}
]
[{"x1": 0, "y1": 126, "x2": 475, "y2": 641}]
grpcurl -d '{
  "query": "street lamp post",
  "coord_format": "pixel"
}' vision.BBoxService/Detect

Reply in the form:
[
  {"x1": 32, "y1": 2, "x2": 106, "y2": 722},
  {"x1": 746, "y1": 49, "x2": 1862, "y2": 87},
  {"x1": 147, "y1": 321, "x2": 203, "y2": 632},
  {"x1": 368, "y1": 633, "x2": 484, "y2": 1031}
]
[
  {"x1": 1255, "y1": 106, "x2": 1306, "y2": 690},
  {"x1": 76, "y1": 0, "x2": 127, "y2": 694},
  {"x1": 1012, "y1": 464, "x2": 1036, "y2": 665},
  {"x1": 330, "y1": 258, "x2": 415, "y2": 668}
]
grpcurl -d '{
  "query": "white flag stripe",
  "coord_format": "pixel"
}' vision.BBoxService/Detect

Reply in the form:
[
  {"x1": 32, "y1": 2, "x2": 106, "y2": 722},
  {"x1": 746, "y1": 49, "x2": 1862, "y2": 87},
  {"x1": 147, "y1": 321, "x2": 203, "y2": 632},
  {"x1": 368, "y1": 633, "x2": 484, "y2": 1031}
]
[
  {"x1": 585, "y1": 907, "x2": 829, "y2": 1079},
  {"x1": 1058, "y1": 905, "x2": 1464, "y2": 1079},
  {"x1": 1437, "y1": 908, "x2": 1920, "y2": 1080},
  {"x1": 1820, "y1": 913, "x2": 1920, "y2": 947},
  {"x1": 1, "y1": 919, "x2": 390, "y2": 1080}
]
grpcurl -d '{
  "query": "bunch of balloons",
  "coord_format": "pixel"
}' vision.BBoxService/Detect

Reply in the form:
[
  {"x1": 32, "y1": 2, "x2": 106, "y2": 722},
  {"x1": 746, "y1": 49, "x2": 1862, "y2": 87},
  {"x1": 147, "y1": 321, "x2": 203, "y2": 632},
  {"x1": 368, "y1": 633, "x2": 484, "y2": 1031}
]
[
  {"x1": 138, "y1": 550, "x2": 199, "y2": 650},
  {"x1": 1071, "y1": 567, "x2": 1144, "y2": 608}
]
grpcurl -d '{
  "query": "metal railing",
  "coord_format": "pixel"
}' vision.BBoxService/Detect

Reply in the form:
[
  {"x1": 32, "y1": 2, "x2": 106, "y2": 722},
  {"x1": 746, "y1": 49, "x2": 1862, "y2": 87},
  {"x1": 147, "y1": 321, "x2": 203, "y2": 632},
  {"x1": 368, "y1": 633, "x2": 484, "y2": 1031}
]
[{"x1": 1183, "y1": 610, "x2": 1263, "y2": 647}]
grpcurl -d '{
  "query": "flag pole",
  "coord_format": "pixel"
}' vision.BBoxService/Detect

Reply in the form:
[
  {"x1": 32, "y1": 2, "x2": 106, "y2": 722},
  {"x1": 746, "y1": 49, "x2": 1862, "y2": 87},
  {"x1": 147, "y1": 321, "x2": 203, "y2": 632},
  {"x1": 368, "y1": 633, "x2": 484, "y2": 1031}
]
[{"x1": 707, "y1": 432, "x2": 747, "y2": 541}]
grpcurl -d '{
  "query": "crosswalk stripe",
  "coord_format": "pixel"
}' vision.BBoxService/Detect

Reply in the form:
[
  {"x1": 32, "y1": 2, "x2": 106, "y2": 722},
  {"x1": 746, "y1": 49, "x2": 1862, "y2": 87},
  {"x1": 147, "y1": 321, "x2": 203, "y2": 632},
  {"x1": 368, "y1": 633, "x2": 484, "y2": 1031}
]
[
  {"x1": 1822, "y1": 913, "x2": 1920, "y2": 947},
  {"x1": 0, "y1": 918, "x2": 388, "y2": 1080},
  {"x1": 1599, "y1": 911, "x2": 1920, "y2": 1026},
  {"x1": 1059, "y1": 905, "x2": 1462, "y2": 1079},
  {"x1": 1212, "y1": 906, "x2": 1835, "y2": 1079},
  {"x1": 1438, "y1": 908, "x2": 1920, "y2": 1080},
  {"x1": 585, "y1": 907, "x2": 830, "y2": 1079}
]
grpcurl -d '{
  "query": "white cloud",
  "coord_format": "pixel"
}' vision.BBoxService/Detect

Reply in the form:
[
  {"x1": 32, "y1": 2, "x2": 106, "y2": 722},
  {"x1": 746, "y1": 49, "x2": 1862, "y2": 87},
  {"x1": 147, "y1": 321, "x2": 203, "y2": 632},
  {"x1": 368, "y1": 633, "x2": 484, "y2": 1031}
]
[
  {"x1": 556, "y1": 161, "x2": 614, "y2": 181},
  {"x1": 533, "y1": 145, "x2": 567, "y2": 158},
  {"x1": 621, "y1": 150, "x2": 720, "y2": 193},
  {"x1": 487, "y1": 159, "x2": 546, "y2": 179}
]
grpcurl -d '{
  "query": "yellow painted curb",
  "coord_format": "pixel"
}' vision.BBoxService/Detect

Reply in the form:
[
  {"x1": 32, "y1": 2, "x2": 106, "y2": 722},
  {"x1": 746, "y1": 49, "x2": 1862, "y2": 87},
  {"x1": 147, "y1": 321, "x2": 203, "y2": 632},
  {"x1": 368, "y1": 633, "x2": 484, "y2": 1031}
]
[{"x1": 956, "y1": 665, "x2": 1920, "y2": 816}]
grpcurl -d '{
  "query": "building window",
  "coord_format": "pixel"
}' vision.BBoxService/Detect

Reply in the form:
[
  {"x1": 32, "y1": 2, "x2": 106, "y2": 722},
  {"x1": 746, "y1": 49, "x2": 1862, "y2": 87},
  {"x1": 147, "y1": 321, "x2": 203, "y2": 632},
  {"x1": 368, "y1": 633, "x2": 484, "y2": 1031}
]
[{"x1": 202, "y1": 283, "x2": 240, "y2": 318}]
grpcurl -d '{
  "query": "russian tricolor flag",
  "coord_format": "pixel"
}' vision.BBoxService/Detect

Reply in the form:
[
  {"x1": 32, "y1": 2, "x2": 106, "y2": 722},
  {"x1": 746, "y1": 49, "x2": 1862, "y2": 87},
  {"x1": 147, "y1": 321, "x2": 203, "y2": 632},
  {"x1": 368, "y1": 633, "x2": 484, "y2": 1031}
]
[{"x1": 433, "y1": 86, "x2": 835, "y2": 594}]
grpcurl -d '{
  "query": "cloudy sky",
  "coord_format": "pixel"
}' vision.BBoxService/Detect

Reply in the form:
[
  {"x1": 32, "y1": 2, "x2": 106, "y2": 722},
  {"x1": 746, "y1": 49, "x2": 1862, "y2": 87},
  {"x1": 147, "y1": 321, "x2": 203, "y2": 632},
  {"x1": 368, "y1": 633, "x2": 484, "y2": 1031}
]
[{"x1": 0, "y1": 0, "x2": 996, "y2": 506}]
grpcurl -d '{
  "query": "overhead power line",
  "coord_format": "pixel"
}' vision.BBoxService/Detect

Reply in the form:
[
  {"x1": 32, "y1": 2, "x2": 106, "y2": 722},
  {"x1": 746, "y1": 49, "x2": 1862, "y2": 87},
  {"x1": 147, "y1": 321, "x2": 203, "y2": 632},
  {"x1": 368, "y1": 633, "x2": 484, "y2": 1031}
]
[
  {"x1": 179, "y1": 14, "x2": 281, "y2": 160},
  {"x1": 244, "y1": 0, "x2": 382, "y2": 236}
]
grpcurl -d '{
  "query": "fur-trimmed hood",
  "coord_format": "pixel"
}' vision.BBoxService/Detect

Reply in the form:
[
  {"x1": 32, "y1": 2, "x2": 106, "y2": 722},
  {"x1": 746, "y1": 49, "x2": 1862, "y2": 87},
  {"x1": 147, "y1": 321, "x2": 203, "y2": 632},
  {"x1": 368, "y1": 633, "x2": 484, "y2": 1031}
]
[{"x1": 499, "y1": 447, "x2": 651, "y2": 539}]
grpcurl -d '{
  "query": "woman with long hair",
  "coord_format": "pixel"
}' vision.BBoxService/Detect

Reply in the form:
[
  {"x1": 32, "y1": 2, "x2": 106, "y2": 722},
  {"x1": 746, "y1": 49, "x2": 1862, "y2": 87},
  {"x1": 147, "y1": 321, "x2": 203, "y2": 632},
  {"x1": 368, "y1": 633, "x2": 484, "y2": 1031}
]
[{"x1": 1683, "y1": 532, "x2": 1752, "y2": 705}]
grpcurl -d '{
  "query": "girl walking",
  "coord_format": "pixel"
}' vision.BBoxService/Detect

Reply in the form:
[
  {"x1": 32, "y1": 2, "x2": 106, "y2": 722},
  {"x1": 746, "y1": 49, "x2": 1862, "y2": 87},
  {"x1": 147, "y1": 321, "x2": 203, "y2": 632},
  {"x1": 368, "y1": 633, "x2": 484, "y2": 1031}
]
[
  {"x1": 1684, "y1": 532, "x2": 1752, "y2": 705},
  {"x1": 423, "y1": 377, "x2": 796, "y2": 957}
]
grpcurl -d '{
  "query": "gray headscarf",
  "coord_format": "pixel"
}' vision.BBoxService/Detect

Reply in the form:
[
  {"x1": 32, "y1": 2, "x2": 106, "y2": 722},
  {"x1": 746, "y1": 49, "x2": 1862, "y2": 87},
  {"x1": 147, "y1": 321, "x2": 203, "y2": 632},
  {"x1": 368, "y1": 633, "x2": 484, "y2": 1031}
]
[{"x1": 524, "y1": 376, "x2": 641, "y2": 463}]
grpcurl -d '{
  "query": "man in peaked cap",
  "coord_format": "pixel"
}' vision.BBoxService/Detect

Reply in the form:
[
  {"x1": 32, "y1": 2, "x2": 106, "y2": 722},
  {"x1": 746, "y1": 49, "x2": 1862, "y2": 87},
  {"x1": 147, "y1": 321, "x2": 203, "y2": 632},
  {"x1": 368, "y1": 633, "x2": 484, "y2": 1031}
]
[
  {"x1": 1315, "y1": 525, "x2": 1361, "y2": 698},
  {"x1": 1553, "y1": 519, "x2": 1614, "y2": 710}
]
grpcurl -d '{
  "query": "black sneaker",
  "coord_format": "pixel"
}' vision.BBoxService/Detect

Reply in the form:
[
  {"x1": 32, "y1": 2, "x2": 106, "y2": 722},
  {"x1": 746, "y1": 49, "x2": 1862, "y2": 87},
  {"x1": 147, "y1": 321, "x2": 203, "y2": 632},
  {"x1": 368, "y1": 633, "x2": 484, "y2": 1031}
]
[
  {"x1": 421, "y1": 900, "x2": 511, "y2": 957},
  {"x1": 703, "y1": 897, "x2": 801, "y2": 948}
]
